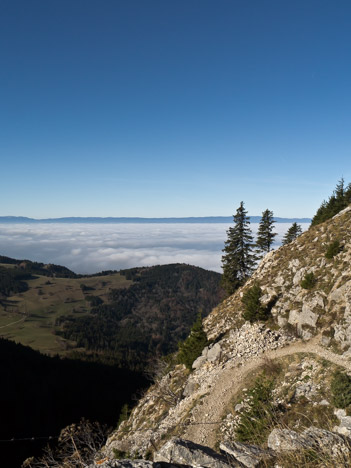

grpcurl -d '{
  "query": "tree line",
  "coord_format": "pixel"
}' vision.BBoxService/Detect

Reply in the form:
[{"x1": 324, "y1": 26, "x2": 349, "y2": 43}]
[
  {"x1": 311, "y1": 178, "x2": 351, "y2": 226},
  {"x1": 221, "y1": 202, "x2": 302, "y2": 295}
]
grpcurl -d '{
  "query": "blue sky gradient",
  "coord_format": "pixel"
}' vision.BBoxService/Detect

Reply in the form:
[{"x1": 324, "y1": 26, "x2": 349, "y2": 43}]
[{"x1": 1, "y1": 0, "x2": 350, "y2": 218}]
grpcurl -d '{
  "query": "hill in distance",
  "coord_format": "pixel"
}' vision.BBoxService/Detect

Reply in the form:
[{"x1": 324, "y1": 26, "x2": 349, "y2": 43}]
[
  {"x1": 0, "y1": 259, "x2": 224, "y2": 369},
  {"x1": 0, "y1": 215, "x2": 312, "y2": 223}
]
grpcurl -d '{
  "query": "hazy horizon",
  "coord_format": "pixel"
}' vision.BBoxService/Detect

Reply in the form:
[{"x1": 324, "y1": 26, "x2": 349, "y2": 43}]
[
  {"x1": 0, "y1": 222, "x2": 310, "y2": 274},
  {"x1": 0, "y1": 214, "x2": 312, "y2": 223}
]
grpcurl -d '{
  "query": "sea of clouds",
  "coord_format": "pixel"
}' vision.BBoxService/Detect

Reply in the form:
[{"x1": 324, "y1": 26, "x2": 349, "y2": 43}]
[{"x1": 0, "y1": 223, "x2": 310, "y2": 274}]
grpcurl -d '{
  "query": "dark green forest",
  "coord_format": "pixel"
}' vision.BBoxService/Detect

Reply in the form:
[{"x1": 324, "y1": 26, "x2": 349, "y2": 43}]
[
  {"x1": 0, "y1": 265, "x2": 30, "y2": 296},
  {"x1": 0, "y1": 337, "x2": 148, "y2": 467},
  {"x1": 0, "y1": 255, "x2": 79, "y2": 278},
  {"x1": 59, "y1": 264, "x2": 224, "y2": 370}
]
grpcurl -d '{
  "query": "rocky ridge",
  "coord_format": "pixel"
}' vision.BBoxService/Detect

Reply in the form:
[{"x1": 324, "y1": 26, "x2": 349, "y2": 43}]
[{"x1": 96, "y1": 206, "x2": 351, "y2": 466}]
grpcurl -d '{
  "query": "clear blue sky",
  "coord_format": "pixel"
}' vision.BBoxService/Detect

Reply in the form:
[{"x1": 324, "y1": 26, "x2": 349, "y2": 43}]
[{"x1": 1, "y1": 0, "x2": 350, "y2": 218}]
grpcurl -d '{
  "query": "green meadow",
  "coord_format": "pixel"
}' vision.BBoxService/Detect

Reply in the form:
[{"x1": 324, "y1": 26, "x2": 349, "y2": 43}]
[{"x1": 0, "y1": 269, "x2": 131, "y2": 355}]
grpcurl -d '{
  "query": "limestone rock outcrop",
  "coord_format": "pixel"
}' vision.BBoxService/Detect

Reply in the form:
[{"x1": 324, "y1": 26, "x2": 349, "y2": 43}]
[{"x1": 100, "y1": 206, "x2": 351, "y2": 465}]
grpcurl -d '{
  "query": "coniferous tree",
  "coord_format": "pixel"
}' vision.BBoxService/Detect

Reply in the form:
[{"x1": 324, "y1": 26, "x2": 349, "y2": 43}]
[
  {"x1": 256, "y1": 209, "x2": 277, "y2": 257},
  {"x1": 177, "y1": 313, "x2": 207, "y2": 369},
  {"x1": 242, "y1": 282, "x2": 268, "y2": 322},
  {"x1": 221, "y1": 201, "x2": 257, "y2": 295},
  {"x1": 311, "y1": 178, "x2": 351, "y2": 226},
  {"x1": 282, "y1": 222, "x2": 302, "y2": 245}
]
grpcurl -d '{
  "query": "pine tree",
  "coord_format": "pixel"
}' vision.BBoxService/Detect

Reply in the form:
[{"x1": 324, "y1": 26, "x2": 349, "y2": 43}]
[
  {"x1": 221, "y1": 201, "x2": 257, "y2": 295},
  {"x1": 282, "y1": 222, "x2": 302, "y2": 245},
  {"x1": 177, "y1": 313, "x2": 207, "y2": 369},
  {"x1": 311, "y1": 178, "x2": 351, "y2": 226},
  {"x1": 256, "y1": 209, "x2": 277, "y2": 257},
  {"x1": 242, "y1": 282, "x2": 267, "y2": 322}
]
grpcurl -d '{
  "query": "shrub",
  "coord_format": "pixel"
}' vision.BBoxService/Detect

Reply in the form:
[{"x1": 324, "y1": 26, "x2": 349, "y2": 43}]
[
  {"x1": 85, "y1": 295, "x2": 103, "y2": 307},
  {"x1": 28, "y1": 419, "x2": 107, "y2": 467},
  {"x1": 80, "y1": 283, "x2": 94, "y2": 292},
  {"x1": 300, "y1": 272, "x2": 316, "y2": 290},
  {"x1": 177, "y1": 313, "x2": 208, "y2": 370},
  {"x1": 242, "y1": 282, "x2": 268, "y2": 322},
  {"x1": 236, "y1": 374, "x2": 276, "y2": 443},
  {"x1": 325, "y1": 240, "x2": 342, "y2": 259},
  {"x1": 117, "y1": 403, "x2": 130, "y2": 429},
  {"x1": 331, "y1": 371, "x2": 351, "y2": 408}
]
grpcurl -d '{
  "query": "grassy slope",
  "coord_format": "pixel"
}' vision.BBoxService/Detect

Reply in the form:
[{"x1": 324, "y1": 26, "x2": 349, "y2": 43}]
[{"x1": 0, "y1": 270, "x2": 131, "y2": 354}]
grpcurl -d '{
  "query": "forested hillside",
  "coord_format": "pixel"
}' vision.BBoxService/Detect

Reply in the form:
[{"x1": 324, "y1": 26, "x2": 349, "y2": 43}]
[
  {"x1": 0, "y1": 337, "x2": 147, "y2": 468},
  {"x1": 0, "y1": 255, "x2": 78, "y2": 278},
  {"x1": 0, "y1": 261, "x2": 223, "y2": 370},
  {"x1": 59, "y1": 264, "x2": 224, "y2": 370}
]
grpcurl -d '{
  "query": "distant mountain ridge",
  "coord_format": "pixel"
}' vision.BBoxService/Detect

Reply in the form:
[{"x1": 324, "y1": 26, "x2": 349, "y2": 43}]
[{"x1": 0, "y1": 216, "x2": 311, "y2": 224}]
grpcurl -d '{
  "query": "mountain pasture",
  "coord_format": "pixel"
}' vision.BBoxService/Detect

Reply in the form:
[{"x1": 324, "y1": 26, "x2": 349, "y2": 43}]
[{"x1": 0, "y1": 270, "x2": 131, "y2": 354}]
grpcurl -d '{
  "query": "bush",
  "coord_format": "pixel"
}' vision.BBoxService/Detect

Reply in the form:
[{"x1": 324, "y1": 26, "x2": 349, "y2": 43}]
[
  {"x1": 85, "y1": 295, "x2": 103, "y2": 307},
  {"x1": 325, "y1": 240, "x2": 342, "y2": 259},
  {"x1": 236, "y1": 374, "x2": 276, "y2": 443},
  {"x1": 300, "y1": 272, "x2": 316, "y2": 290},
  {"x1": 177, "y1": 313, "x2": 208, "y2": 370},
  {"x1": 117, "y1": 403, "x2": 130, "y2": 428},
  {"x1": 80, "y1": 283, "x2": 94, "y2": 292},
  {"x1": 28, "y1": 419, "x2": 107, "y2": 467},
  {"x1": 331, "y1": 371, "x2": 351, "y2": 408},
  {"x1": 242, "y1": 282, "x2": 268, "y2": 322}
]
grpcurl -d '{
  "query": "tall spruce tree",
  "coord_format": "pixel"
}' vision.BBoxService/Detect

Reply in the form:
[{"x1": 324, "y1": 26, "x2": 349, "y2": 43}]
[
  {"x1": 282, "y1": 222, "x2": 302, "y2": 245},
  {"x1": 221, "y1": 201, "x2": 256, "y2": 295},
  {"x1": 256, "y1": 209, "x2": 277, "y2": 257}
]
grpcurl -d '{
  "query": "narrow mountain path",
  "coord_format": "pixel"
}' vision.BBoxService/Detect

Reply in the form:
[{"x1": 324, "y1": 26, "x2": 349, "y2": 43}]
[
  {"x1": 182, "y1": 337, "x2": 351, "y2": 448},
  {"x1": 0, "y1": 316, "x2": 26, "y2": 329}
]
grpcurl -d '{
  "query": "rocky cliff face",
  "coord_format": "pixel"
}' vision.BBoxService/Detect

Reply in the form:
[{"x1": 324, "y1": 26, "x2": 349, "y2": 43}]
[
  {"x1": 205, "y1": 205, "x2": 351, "y2": 346},
  {"x1": 96, "y1": 206, "x2": 351, "y2": 466}
]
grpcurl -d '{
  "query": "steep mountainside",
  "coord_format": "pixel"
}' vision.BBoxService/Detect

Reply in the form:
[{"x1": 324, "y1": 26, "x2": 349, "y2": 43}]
[
  {"x1": 205, "y1": 205, "x2": 351, "y2": 345},
  {"x1": 95, "y1": 205, "x2": 351, "y2": 467}
]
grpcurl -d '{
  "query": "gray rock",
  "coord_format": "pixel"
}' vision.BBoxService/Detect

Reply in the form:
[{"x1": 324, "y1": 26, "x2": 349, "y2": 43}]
[
  {"x1": 277, "y1": 316, "x2": 288, "y2": 327},
  {"x1": 319, "y1": 399, "x2": 330, "y2": 406},
  {"x1": 303, "y1": 427, "x2": 351, "y2": 458},
  {"x1": 220, "y1": 441, "x2": 275, "y2": 467},
  {"x1": 154, "y1": 438, "x2": 241, "y2": 467},
  {"x1": 295, "y1": 382, "x2": 316, "y2": 399},
  {"x1": 192, "y1": 355, "x2": 207, "y2": 370},
  {"x1": 183, "y1": 380, "x2": 198, "y2": 397},
  {"x1": 320, "y1": 335, "x2": 331, "y2": 346},
  {"x1": 335, "y1": 409, "x2": 347, "y2": 419},
  {"x1": 268, "y1": 426, "x2": 351, "y2": 459},
  {"x1": 288, "y1": 307, "x2": 318, "y2": 329},
  {"x1": 340, "y1": 416, "x2": 351, "y2": 429},
  {"x1": 88, "y1": 460, "x2": 162, "y2": 468},
  {"x1": 267, "y1": 428, "x2": 307, "y2": 452},
  {"x1": 301, "y1": 329, "x2": 313, "y2": 340},
  {"x1": 333, "y1": 411, "x2": 351, "y2": 436},
  {"x1": 207, "y1": 343, "x2": 221, "y2": 362}
]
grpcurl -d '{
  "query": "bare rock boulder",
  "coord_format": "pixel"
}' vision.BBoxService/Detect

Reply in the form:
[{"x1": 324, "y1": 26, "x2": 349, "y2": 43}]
[
  {"x1": 220, "y1": 440, "x2": 275, "y2": 467},
  {"x1": 154, "y1": 438, "x2": 241, "y2": 467}
]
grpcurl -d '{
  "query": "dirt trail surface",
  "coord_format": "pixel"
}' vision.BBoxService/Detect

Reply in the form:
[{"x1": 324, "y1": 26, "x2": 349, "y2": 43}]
[
  {"x1": 182, "y1": 337, "x2": 351, "y2": 448},
  {"x1": 0, "y1": 316, "x2": 25, "y2": 329}
]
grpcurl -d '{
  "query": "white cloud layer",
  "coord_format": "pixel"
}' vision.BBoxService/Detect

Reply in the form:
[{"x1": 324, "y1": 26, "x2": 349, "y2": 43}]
[{"x1": 0, "y1": 223, "x2": 310, "y2": 274}]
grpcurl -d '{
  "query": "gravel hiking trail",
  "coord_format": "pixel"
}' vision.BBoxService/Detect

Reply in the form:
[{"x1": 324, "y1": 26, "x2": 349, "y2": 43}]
[{"x1": 182, "y1": 337, "x2": 351, "y2": 448}]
